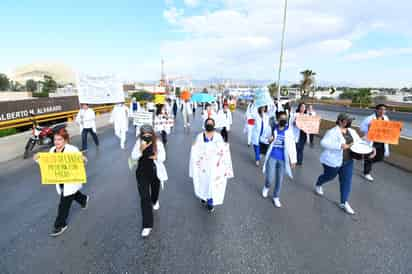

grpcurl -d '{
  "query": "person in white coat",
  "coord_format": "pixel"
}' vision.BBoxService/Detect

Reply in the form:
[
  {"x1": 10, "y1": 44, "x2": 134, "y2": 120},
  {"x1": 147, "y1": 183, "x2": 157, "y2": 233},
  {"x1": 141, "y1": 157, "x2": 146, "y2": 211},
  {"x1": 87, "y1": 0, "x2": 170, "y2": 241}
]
[
  {"x1": 34, "y1": 128, "x2": 89, "y2": 237},
  {"x1": 360, "y1": 104, "x2": 390, "y2": 182},
  {"x1": 76, "y1": 104, "x2": 99, "y2": 151},
  {"x1": 307, "y1": 104, "x2": 317, "y2": 147},
  {"x1": 218, "y1": 103, "x2": 232, "y2": 142},
  {"x1": 314, "y1": 113, "x2": 364, "y2": 215},
  {"x1": 245, "y1": 100, "x2": 256, "y2": 146},
  {"x1": 131, "y1": 124, "x2": 167, "y2": 237},
  {"x1": 182, "y1": 100, "x2": 192, "y2": 129},
  {"x1": 261, "y1": 112, "x2": 297, "y2": 208},
  {"x1": 290, "y1": 102, "x2": 307, "y2": 165},
  {"x1": 110, "y1": 103, "x2": 129, "y2": 149},
  {"x1": 251, "y1": 106, "x2": 272, "y2": 166}
]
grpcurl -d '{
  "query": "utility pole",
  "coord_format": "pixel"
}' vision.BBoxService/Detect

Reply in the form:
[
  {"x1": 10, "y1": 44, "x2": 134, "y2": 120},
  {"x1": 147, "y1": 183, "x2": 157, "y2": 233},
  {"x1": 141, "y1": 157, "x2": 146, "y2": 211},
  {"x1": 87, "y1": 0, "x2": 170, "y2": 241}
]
[{"x1": 276, "y1": 0, "x2": 288, "y2": 102}]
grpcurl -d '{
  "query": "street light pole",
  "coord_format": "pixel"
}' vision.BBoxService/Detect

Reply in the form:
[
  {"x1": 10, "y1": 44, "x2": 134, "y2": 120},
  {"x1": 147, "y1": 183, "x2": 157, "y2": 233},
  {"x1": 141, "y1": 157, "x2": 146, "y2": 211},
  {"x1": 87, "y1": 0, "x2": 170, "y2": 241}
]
[{"x1": 276, "y1": 0, "x2": 288, "y2": 103}]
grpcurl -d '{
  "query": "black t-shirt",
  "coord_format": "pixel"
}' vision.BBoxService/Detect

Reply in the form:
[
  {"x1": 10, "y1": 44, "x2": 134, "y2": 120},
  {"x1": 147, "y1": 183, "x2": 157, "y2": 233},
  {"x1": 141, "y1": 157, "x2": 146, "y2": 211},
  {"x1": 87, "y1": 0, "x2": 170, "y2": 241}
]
[{"x1": 342, "y1": 131, "x2": 353, "y2": 161}]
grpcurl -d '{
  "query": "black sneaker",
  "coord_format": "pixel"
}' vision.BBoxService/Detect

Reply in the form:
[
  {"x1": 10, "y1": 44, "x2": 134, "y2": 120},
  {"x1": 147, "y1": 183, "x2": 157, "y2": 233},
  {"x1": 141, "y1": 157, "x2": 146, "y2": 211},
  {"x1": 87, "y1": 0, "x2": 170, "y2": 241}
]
[
  {"x1": 50, "y1": 225, "x2": 68, "y2": 237},
  {"x1": 200, "y1": 199, "x2": 206, "y2": 206},
  {"x1": 207, "y1": 204, "x2": 215, "y2": 213},
  {"x1": 82, "y1": 196, "x2": 89, "y2": 209}
]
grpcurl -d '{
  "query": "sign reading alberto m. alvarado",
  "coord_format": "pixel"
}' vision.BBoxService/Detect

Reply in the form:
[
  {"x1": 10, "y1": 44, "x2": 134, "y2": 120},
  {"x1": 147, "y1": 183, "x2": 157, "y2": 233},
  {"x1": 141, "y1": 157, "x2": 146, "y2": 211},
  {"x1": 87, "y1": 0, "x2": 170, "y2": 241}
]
[{"x1": 0, "y1": 96, "x2": 79, "y2": 122}]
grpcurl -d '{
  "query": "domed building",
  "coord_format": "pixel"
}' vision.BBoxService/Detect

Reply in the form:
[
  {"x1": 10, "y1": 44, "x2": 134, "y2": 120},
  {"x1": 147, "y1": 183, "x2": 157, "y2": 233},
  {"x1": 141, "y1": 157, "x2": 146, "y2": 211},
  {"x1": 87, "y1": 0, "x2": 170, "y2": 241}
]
[{"x1": 11, "y1": 63, "x2": 76, "y2": 85}]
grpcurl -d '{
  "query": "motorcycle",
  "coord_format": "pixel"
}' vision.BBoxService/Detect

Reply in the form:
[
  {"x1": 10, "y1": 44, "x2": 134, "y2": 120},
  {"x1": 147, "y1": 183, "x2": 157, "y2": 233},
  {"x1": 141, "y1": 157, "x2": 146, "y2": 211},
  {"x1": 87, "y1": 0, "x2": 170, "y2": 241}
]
[{"x1": 23, "y1": 115, "x2": 66, "y2": 159}]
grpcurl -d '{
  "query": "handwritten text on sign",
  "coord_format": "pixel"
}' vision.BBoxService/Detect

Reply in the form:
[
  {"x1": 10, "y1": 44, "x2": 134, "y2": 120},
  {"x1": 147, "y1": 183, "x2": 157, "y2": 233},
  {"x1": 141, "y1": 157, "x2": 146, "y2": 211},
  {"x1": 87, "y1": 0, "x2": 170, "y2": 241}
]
[
  {"x1": 38, "y1": 152, "x2": 86, "y2": 184},
  {"x1": 132, "y1": 111, "x2": 153, "y2": 126},
  {"x1": 296, "y1": 115, "x2": 321, "y2": 134},
  {"x1": 367, "y1": 120, "x2": 403, "y2": 145}
]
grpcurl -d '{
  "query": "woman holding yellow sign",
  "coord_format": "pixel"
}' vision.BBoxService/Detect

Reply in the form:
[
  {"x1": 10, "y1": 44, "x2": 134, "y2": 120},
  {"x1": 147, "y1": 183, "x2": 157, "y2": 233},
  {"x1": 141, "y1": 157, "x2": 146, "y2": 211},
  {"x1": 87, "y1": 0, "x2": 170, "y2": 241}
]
[{"x1": 34, "y1": 128, "x2": 89, "y2": 237}]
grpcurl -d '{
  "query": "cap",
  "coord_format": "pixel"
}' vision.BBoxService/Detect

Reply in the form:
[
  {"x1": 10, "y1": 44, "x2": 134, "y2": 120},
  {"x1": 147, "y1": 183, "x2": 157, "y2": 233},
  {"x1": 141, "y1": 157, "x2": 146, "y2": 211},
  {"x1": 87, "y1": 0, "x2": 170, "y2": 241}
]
[
  {"x1": 140, "y1": 124, "x2": 154, "y2": 135},
  {"x1": 337, "y1": 113, "x2": 355, "y2": 122}
]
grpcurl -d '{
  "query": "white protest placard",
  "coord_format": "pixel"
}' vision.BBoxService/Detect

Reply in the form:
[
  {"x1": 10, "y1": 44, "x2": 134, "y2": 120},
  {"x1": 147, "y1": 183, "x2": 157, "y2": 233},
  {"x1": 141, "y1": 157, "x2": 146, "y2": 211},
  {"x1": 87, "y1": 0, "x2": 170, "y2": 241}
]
[
  {"x1": 132, "y1": 111, "x2": 153, "y2": 127},
  {"x1": 77, "y1": 74, "x2": 125, "y2": 104},
  {"x1": 154, "y1": 117, "x2": 174, "y2": 132}
]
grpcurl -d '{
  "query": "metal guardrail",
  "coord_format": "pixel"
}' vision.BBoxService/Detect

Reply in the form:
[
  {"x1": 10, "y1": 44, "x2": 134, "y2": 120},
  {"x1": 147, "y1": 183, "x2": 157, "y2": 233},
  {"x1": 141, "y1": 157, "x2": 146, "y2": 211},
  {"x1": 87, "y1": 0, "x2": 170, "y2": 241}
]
[{"x1": 0, "y1": 106, "x2": 114, "y2": 131}]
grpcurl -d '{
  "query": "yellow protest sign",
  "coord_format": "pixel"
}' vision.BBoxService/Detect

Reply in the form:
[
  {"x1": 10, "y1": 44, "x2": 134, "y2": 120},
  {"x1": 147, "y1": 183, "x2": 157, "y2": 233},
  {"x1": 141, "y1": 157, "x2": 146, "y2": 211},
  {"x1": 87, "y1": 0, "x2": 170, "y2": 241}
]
[
  {"x1": 154, "y1": 94, "x2": 166, "y2": 104},
  {"x1": 38, "y1": 152, "x2": 87, "y2": 184},
  {"x1": 296, "y1": 115, "x2": 321, "y2": 134},
  {"x1": 367, "y1": 120, "x2": 403, "y2": 145}
]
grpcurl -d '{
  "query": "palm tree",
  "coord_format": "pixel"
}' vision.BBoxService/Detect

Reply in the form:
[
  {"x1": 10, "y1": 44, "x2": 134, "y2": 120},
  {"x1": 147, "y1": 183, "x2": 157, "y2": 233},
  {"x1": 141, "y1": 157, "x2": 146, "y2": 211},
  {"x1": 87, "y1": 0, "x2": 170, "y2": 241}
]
[{"x1": 300, "y1": 70, "x2": 316, "y2": 98}]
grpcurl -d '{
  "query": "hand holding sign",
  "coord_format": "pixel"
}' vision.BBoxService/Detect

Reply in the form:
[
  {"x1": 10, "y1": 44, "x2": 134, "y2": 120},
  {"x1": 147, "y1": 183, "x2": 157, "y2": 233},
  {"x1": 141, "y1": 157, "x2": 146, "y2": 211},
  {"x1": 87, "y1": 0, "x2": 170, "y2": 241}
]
[
  {"x1": 296, "y1": 115, "x2": 321, "y2": 134},
  {"x1": 367, "y1": 120, "x2": 403, "y2": 145},
  {"x1": 38, "y1": 152, "x2": 87, "y2": 184}
]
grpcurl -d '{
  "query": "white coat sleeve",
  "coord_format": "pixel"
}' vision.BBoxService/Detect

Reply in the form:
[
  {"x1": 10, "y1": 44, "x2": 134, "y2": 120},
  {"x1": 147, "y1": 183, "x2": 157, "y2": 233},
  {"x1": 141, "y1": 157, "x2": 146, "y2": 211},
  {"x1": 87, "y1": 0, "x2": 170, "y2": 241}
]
[
  {"x1": 157, "y1": 141, "x2": 166, "y2": 162},
  {"x1": 131, "y1": 141, "x2": 142, "y2": 160},
  {"x1": 360, "y1": 116, "x2": 370, "y2": 135},
  {"x1": 287, "y1": 132, "x2": 297, "y2": 164},
  {"x1": 320, "y1": 129, "x2": 342, "y2": 150}
]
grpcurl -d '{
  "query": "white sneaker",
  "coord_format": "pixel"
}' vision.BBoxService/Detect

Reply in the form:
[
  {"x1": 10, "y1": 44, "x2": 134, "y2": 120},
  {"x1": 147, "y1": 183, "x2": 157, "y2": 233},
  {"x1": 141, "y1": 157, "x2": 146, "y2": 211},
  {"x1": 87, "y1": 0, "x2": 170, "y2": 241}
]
[
  {"x1": 141, "y1": 228, "x2": 152, "y2": 237},
  {"x1": 153, "y1": 201, "x2": 160, "y2": 211},
  {"x1": 315, "y1": 185, "x2": 324, "y2": 196},
  {"x1": 273, "y1": 197, "x2": 282, "y2": 208},
  {"x1": 120, "y1": 144, "x2": 125, "y2": 150},
  {"x1": 255, "y1": 161, "x2": 260, "y2": 167},
  {"x1": 363, "y1": 174, "x2": 374, "y2": 182},
  {"x1": 262, "y1": 187, "x2": 269, "y2": 198},
  {"x1": 340, "y1": 202, "x2": 355, "y2": 215}
]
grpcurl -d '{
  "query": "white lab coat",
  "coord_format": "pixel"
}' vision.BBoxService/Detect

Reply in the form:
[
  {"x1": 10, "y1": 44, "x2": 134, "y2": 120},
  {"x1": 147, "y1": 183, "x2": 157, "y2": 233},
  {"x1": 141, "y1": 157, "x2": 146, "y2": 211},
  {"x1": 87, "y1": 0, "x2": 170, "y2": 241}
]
[
  {"x1": 320, "y1": 126, "x2": 362, "y2": 168},
  {"x1": 182, "y1": 101, "x2": 192, "y2": 126},
  {"x1": 76, "y1": 108, "x2": 97, "y2": 133},
  {"x1": 110, "y1": 105, "x2": 129, "y2": 147},
  {"x1": 251, "y1": 113, "x2": 272, "y2": 146},
  {"x1": 48, "y1": 144, "x2": 84, "y2": 197},
  {"x1": 360, "y1": 114, "x2": 390, "y2": 157},
  {"x1": 189, "y1": 132, "x2": 234, "y2": 206},
  {"x1": 131, "y1": 139, "x2": 168, "y2": 182},
  {"x1": 217, "y1": 110, "x2": 233, "y2": 131},
  {"x1": 262, "y1": 127, "x2": 297, "y2": 178},
  {"x1": 290, "y1": 112, "x2": 306, "y2": 143}
]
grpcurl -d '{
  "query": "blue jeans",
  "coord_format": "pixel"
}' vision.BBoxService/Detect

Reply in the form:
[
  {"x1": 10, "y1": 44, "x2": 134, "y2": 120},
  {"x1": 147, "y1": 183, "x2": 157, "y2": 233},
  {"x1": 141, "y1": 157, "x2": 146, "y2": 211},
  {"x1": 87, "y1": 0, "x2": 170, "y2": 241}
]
[
  {"x1": 253, "y1": 145, "x2": 260, "y2": 161},
  {"x1": 296, "y1": 133, "x2": 306, "y2": 165},
  {"x1": 264, "y1": 157, "x2": 286, "y2": 198},
  {"x1": 316, "y1": 160, "x2": 354, "y2": 204},
  {"x1": 81, "y1": 128, "x2": 99, "y2": 151}
]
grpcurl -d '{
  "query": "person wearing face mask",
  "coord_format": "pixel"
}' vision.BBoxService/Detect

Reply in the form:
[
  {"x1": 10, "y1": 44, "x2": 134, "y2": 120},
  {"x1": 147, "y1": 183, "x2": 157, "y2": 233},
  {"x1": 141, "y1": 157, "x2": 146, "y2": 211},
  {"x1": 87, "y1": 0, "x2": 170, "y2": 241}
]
[
  {"x1": 155, "y1": 104, "x2": 171, "y2": 145},
  {"x1": 360, "y1": 104, "x2": 390, "y2": 182},
  {"x1": 34, "y1": 128, "x2": 89, "y2": 237},
  {"x1": 131, "y1": 124, "x2": 168, "y2": 237},
  {"x1": 245, "y1": 100, "x2": 256, "y2": 146},
  {"x1": 218, "y1": 103, "x2": 233, "y2": 143},
  {"x1": 202, "y1": 103, "x2": 217, "y2": 128},
  {"x1": 314, "y1": 113, "x2": 363, "y2": 215},
  {"x1": 189, "y1": 118, "x2": 234, "y2": 213},
  {"x1": 261, "y1": 112, "x2": 297, "y2": 208},
  {"x1": 291, "y1": 102, "x2": 308, "y2": 166},
  {"x1": 251, "y1": 106, "x2": 272, "y2": 166}
]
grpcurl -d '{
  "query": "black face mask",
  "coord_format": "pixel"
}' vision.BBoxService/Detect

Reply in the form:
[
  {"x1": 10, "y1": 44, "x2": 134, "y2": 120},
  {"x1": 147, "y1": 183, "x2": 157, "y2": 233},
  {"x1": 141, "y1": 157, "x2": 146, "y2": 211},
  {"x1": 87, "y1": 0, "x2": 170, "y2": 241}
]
[
  {"x1": 205, "y1": 124, "x2": 215, "y2": 132},
  {"x1": 279, "y1": 120, "x2": 287, "y2": 127},
  {"x1": 141, "y1": 135, "x2": 152, "y2": 143}
]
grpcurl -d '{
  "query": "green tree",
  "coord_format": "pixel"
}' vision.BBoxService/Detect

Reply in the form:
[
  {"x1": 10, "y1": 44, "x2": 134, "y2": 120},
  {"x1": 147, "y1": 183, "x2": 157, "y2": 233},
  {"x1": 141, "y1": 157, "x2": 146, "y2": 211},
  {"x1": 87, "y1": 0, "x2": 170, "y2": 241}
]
[
  {"x1": 175, "y1": 87, "x2": 181, "y2": 97},
  {"x1": 300, "y1": 69, "x2": 316, "y2": 98},
  {"x1": 268, "y1": 82, "x2": 278, "y2": 98},
  {"x1": 26, "y1": 79, "x2": 38, "y2": 92},
  {"x1": 0, "y1": 73, "x2": 10, "y2": 91},
  {"x1": 42, "y1": 75, "x2": 57, "y2": 93},
  {"x1": 131, "y1": 91, "x2": 154, "y2": 101}
]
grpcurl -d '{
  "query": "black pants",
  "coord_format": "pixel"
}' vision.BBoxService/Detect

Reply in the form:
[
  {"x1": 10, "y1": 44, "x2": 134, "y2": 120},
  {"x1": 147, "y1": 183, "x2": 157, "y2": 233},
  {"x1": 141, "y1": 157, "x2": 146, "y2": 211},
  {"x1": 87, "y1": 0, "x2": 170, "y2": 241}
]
[
  {"x1": 296, "y1": 131, "x2": 307, "y2": 165},
  {"x1": 309, "y1": 134, "x2": 315, "y2": 145},
  {"x1": 54, "y1": 191, "x2": 87, "y2": 229},
  {"x1": 364, "y1": 142, "x2": 385, "y2": 174},
  {"x1": 161, "y1": 131, "x2": 167, "y2": 145},
  {"x1": 221, "y1": 127, "x2": 228, "y2": 142},
  {"x1": 81, "y1": 128, "x2": 99, "y2": 151},
  {"x1": 136, "y1": 171, "x2": 160, "y2": 229}
]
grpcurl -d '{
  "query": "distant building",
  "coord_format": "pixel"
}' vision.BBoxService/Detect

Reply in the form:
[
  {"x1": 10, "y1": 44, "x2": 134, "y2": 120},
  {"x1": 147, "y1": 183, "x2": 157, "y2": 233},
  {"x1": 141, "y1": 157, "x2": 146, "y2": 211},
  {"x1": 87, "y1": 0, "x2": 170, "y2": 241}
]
[{"x1": 11, "y1": 63, "x2": 76, "y2": 86}]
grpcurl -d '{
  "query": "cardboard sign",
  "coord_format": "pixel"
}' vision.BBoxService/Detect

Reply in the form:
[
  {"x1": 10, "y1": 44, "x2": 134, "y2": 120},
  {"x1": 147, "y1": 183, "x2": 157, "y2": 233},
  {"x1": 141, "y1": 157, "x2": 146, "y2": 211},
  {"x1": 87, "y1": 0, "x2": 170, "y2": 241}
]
[
  {"x1": 368, "y1": 120, "x2": 403, "y2": 145},
  {"x1": 38, "y1": 152, "x2": 86, "y2": 184},
  {"x1": 132, "y1": 111, "x2": 153, "y2": 126},
  {"x1": 296, "y1": 115, "x2": 321, "y2": 134},
  {"x1": 154, "y1": 94, "x2": 166, "y2": 104}
]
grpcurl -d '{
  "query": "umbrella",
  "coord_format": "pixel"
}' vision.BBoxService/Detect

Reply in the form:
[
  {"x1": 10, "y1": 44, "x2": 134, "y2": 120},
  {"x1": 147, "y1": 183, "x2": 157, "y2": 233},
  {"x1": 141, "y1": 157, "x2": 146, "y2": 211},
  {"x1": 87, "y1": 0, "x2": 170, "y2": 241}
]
[
  {"x1": 181, "y1": 90, "x2": 191, "y2": 100},
  {"x1": 191, "y1": 93, "x2": 216, "y2": 103}
]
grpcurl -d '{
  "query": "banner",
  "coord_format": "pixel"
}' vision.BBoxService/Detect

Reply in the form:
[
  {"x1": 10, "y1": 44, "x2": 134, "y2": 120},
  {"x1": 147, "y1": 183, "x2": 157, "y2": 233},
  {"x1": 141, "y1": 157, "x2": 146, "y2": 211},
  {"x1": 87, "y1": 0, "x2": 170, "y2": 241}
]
[
  {"x1": 296, "y1": 115, "x2": 321, "y2": 134},
  {"x1": 154, "y1": 94, "x2": 166, "y2": 105},
  {"x1": 77, "y1": 74, "x2": 125, "y2": 104},
  {"x1": 254, "y1": 89, "x2": 273, "y2": 108},
  {"x1": 132, "y1": 111, "x2": 153, "y2": 127},
  {"x1": 154, "y1": 116, "x2": 174, "y2": 132},
  {"x1": 38, "y1": 152, "x2": 86, "y2": 184},
  {"x1": 367, "y1": 120, "x2": 403, "y2": 145}
]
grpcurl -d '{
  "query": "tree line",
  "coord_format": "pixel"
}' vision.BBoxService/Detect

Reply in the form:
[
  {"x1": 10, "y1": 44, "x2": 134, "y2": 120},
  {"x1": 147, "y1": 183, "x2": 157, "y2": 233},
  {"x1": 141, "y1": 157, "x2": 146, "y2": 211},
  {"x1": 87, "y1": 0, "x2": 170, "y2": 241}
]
[{"x1": 0, "y1": 73, "x2": 58, "y2": 96}]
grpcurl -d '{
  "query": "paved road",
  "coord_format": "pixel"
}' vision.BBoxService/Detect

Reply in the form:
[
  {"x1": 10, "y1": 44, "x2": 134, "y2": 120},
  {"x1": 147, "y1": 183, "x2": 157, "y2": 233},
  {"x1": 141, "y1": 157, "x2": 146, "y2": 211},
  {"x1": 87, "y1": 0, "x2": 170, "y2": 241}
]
[{"x1": 1, "y1": 110, "x2": 411, "y2": 274}]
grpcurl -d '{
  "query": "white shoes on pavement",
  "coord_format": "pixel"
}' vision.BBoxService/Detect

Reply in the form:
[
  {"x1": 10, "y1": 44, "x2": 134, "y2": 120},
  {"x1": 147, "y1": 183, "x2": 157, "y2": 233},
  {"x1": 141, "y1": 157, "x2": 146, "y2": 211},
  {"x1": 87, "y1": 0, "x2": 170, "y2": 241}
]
[
  {"x1": 262, "y1": 187, "x2": 269, "y2": 198},
  {"x1": 340, "y1": 202, "x2": 356, "y2": 215},
  {"x1": 141, "y1": 228, "x2": 152, "y2": 238},
  {"x1": 363, "y1": 174, "x2": 374, "y2": 182},
  {"x1": 153, "y1": 201, "x2": 160, "y2": 211},
  {"x1": 273, "y1": 197, "x2": 282, "y2": 208},
  {"x1": 315, "y1": 185, "x2": 324, "y2": 196}
]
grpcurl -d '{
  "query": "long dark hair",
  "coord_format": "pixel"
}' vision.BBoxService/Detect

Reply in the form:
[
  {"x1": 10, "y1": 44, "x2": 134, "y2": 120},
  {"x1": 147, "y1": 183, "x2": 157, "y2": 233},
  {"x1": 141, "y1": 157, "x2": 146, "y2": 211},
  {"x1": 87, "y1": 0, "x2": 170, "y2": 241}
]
[{"x1": 296, "y1": 102, "x2": 306, "y2": 114}]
